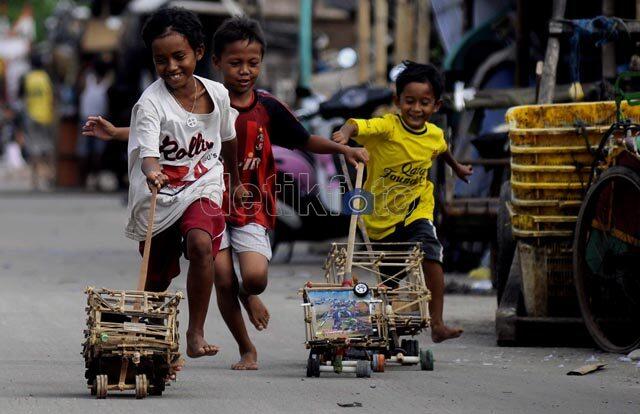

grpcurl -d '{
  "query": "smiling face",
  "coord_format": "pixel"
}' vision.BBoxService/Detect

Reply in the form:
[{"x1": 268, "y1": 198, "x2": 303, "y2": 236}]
[
  {"x1": 213, "y1": 39, "x2": 263, "y2": 97},
  {"x1": 394, "y1": 81, "x2": 442, "y2": 130},
  {"x1": 151, "y1": 30, "x2": 203, "y2": 91}
]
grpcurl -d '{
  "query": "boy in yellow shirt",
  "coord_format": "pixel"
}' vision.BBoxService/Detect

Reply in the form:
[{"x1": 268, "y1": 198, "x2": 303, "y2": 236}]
[{"x1": 333, "y1": 61, "x2": 472, "y2": 342}]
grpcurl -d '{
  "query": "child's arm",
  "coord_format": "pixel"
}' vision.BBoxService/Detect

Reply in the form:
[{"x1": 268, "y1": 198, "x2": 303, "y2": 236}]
[
  {"x1": 440, "y1": 149, "x2": 473, "y2": 183},
  {"x1": 82, "y1": 116, "x2": 130, "y2": 141},
  {"x1": 221, "y1": 138, "x2": 250, "y2": 204},
  {"x1": 141, "y1": 157, "x2": 169, "y2": 190},
  {"x1": 305, "y1": 135, "x2": 369, "y2": 166},
  {"x1": 332, "y1": 121, "x2": 358, "y2": 145}
]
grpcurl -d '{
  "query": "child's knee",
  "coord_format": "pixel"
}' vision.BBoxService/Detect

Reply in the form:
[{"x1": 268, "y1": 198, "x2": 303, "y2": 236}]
[
  {"x1": 241, "y1": 272, "x2": 268, "y2": 295},
  {"x1": 215, "y1": 273, "x2": 237, "y2": 293},
  {"x1": 186, "y1": 230, "x2": 212, "y2": 261}
]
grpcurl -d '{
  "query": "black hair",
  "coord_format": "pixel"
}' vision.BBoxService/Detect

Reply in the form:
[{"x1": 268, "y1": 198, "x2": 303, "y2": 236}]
[
  {"x1": 141, "y1": 7, "x2": 205, "y2": 52},
  {"x1": 212, "y1": 16, "x2": 267, "y2": 58},
  {"x1": 395, "y1": 61, "x2": 444, "y2": 100}
]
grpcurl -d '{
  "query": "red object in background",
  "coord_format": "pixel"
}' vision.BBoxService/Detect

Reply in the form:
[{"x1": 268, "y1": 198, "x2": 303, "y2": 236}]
[{"x1": 56, "y1": 117, "x2": 80, "y2": 187}]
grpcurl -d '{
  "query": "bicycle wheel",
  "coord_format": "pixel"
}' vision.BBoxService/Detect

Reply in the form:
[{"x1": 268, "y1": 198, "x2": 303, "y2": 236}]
[{"x1": 573, "y1": 166, "x2": 640, "y2": 353}]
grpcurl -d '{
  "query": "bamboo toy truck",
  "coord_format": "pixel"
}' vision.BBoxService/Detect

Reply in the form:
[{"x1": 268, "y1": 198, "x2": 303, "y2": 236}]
[
  {"x1": 300, "y1": 162, "x2": 434, "y2": 377},
  {"x1": 83, "y1": 188, "x2": 183, "y2": 398}
]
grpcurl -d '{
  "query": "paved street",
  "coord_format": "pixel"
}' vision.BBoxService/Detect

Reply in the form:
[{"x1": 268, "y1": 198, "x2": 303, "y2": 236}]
[{"x1": 0, "y1": 194, "x2": 638, "y2": 413}]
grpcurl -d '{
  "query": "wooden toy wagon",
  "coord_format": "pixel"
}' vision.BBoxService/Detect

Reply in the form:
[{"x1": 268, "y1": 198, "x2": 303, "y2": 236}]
[
  {"x1": 82, "y1": 287, "x2": 182, "y2": 398},
  {"x1": 323, "y1": 241, "x2": 434, "y2": 371},
  {"x1": 300, "y1": 163, "x2": 434, "y2": 377},
  {"x1": 300, "y1": 282, "x2": 385, "y2": 377},
  {"x1": 82, "y1": 188, "x2": 184, "y2": 398}
]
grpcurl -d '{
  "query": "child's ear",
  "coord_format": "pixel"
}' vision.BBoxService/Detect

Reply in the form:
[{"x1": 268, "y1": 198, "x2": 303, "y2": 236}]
[
  {"x1": 434, "y1": 98, "x2": 443, "y2": 112},
  {"x1": 212, "y1": 55, "x2": 221, "y2": 70},
  {"x1": 393, "y1": 92, "x2": 400, "y2": 107},
  {"x1": 195, "y1": 44, "x2": 205, "y2": 61}
]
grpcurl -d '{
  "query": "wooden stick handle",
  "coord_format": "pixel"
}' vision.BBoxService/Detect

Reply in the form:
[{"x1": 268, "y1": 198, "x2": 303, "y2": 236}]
[
  {"x1": 339, "y1": 154, "x2": 372, "y2": 250},
  {"x1": 137, "y1": 187, "x2": 158, "y2": 291},
  {"x1": 344, "y1": 162, "x2": 365, "y2": 282}
]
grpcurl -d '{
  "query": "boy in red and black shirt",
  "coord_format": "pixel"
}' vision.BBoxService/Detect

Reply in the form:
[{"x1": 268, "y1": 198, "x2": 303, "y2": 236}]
[
  {"x1": 222, "y1": 89, "x2": 311, "y2": 230},
  {"x1": 213, "y1": 17, "x2": 367, "y2": 370}
]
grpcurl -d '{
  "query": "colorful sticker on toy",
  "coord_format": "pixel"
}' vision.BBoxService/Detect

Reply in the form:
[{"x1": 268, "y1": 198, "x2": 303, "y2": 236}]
[{"x1": 307, "y1": 290, "x2": 373, "y2": 339}]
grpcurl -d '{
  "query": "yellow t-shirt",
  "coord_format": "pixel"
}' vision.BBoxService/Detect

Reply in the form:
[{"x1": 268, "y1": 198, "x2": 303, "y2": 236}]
[
  {"x1": 24, "y1": 69, "x2": 54, "y2": 125},
  {"x1": 350, "y1": 113, "x2": 447, "y2": 240}
]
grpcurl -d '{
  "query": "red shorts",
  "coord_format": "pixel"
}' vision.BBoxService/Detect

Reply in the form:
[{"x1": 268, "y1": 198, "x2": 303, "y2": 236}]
[{"x1": 139, "y1": 198, "x2": 225, "y2": 286}]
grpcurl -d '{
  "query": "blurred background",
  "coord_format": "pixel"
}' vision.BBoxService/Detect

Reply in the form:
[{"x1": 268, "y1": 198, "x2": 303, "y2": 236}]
[{"x1": 0, "y1": 0, "x2": 638, "y2": 278}]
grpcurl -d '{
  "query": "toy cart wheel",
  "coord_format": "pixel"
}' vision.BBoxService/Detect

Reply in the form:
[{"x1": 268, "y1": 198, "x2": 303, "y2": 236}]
[
  {"x1": 135, "y1": 374, "x2": 148, "y2": 399},
  {"x1": 353, "y1": 282, "x2": 369, "y2": 297},
  {"x1": 307, "y1": 352, "x2": 321, "y2": 377},
  {"x1": 420, "y1": 349, "x2": 434, "y2": 371},
  {"x1": 89, "y1": 374, "x2": 97, "y2": 396},
  {"x1": 410, "y1": 340, "x2": 420, "y2": 356},
  {"x1": 149, "y1": 380, "x2": 165, "y2": 396},
  {"x1": 95, "y1": 374, "x2": 108, "y2": 399},
  {"x1": 400, "y1": 339, "x2": 408, "y2": 354},
  {"x1": 371, "y1": 353, "x2": 385, "y2": 372},
  {"x1": 356, "y1": 360, "x2": 371, "y2": 378}
]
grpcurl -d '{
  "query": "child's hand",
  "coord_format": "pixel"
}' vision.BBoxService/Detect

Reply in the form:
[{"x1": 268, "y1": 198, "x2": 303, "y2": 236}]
[
  {"x1": 454, "y1": 163, "x2": 473, "y2": 183},
  {"x1": 145, "y1": 170, "x2": 169, "y2": 190},
  {"x1": 82, "y1": 116, "x2": 117, "y2": 141},
  {"x1": 343, "y1": 147, "x2": 369, "y2": 167},
  {"x1": 230, "y1": 183, "x2": 251, "y2": 208},
  {"x1": 332, "y1": 130, "x2": 349, "y2": 145}
]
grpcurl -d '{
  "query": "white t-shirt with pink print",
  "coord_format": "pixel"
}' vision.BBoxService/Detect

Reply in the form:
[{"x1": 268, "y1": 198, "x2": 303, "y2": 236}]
[{"x1": 125, "y1": 75, "x2": 238, "y2": 241}]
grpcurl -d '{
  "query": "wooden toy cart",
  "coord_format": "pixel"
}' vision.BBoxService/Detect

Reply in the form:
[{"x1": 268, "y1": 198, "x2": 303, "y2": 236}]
[
  {"x1": 82, "y1": 188, "x2": 184, "y2": 398},
  {"x1": 323, "y1": 241, "x2": 434, "y2": 371},
  {"x1": 82, "y1": 287, "x2": 182, "y2": 398},
  {"x1": 300, "y1": 283, "x2": 385, "y2": 377},
  {"x1": 300, "y1": 163, "x2": 434, "y2": 376}
]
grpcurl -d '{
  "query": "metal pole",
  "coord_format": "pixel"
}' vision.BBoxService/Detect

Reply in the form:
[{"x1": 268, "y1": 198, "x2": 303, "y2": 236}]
[{"x1": 298, "y1": 0, "x2": 313, "y2": 89}]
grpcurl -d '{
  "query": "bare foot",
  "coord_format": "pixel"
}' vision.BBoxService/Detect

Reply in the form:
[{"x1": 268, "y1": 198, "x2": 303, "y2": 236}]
[
  {"x1": 231, "y1": 346, "x2": 258, "y2": 370},
  {"x1": 240, "y1": 295, "x2": 270, "y2": 331},
  {"x1": 431, "y1": 324, "x2": 463, "y2": 343},
  {"x1": 186, "y1": 331, "x2": 220, "y2": 358}
]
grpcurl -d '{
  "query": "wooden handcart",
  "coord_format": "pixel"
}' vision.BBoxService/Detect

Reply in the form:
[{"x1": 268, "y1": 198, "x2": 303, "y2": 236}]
[
  {"x1": 83, "y1": 287, "x2": 182, "y2": 398},
  {"x1": 82, "y1": 188, "x2": 183, "y2": 397}
]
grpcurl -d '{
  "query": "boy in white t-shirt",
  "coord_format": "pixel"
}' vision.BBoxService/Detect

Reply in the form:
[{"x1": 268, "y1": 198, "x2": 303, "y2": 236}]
[{"x1": 127, "y1": 8, "x2": 246, "y2": 362}]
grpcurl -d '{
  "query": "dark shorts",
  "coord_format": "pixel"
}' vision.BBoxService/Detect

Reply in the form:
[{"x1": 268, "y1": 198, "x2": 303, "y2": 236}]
[
  {"x1": 139, "y1": 198, "x2": 225, "y2": 286},
  {"x1": 374, "y1": 218, "x2": 444, "y2": 264}
]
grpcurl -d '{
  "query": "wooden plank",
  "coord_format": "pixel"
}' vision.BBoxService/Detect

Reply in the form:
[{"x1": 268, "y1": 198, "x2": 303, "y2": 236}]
[
  {"x1": 602, "y1": 0, "x2": 617, "y2": 80},
  {"x1": 416, "y1": 0, "x2": 430, "y2": 63},
  {"x1": 538, "y1": 0, "x2": 567, "y2": 104},
  {"x1": 374, "y1": 0, "x2": 388, "y2": 85},
  {"x1": 358, "y1": 0, "x2": 372, "y2": 83},
  {"x1": 394, "y1": 0, "x2": 409, "y2": 64},
  {"x1": 549, "y1": 19, "x2": 640, "y2": 35}
]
